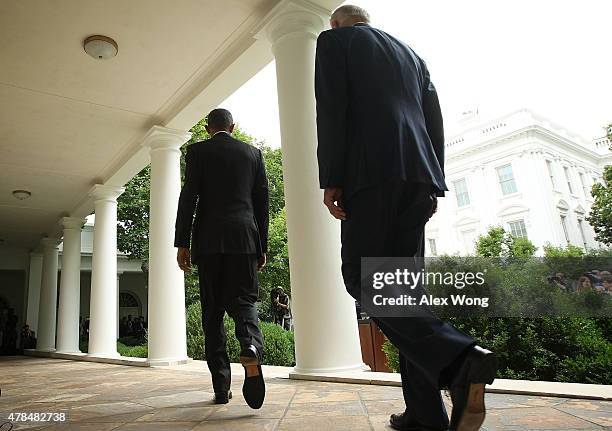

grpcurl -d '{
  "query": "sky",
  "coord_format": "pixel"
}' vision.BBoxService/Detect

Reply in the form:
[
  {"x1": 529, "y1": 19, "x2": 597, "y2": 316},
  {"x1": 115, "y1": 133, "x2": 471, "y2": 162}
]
[{"x1": 223, "y1": 0, "x2": 612, "y2": 148}]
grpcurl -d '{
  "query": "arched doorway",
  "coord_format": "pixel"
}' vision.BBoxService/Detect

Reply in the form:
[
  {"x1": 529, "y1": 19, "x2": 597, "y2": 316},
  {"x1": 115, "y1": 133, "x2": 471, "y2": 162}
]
[{"x1": 119, "y1": 292, "x2": 141, "y2": 319}]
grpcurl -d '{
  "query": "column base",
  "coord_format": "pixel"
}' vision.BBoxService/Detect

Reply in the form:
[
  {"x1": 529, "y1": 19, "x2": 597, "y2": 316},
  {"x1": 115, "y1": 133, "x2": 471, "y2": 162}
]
[
  {"x1": 35, "y1": 347, "x2": 57, "y2": 353},
  {"x1": 147, "y1": 356, "x2": 192, "y2": 367},
  {"x1": 55, "y1": 350, "x2": 83, "y2": 355},
  {"x1": 87, "y1": 351, "x2": 121, "y2": 360},
  {"x1": 292, "y1": 362, "x2": 370, "y2": 375}
]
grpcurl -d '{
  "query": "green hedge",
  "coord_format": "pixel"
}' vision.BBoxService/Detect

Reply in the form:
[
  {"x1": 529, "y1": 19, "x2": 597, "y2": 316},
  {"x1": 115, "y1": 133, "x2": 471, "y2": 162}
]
[
  {"x1": 78, "y1": 339, "x2": 148, "y2": 358},
  {"x1": 186, "y1": 301, "x2": 295, "y2": 366},
  {"x1": 382, "y1": 316, "x2": 612, "y2": 384},
  {"x1": 117, "y1": 341, "x2": 148, "y2": 358}
]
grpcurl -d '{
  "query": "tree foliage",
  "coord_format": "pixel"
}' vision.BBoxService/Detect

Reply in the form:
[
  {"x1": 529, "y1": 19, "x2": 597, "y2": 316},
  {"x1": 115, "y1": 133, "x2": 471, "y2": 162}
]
[
  {"x1": 587, "y1": 164, "x2": 612, "y2": 246},
  {"x1": 475, "y1": 226, "x2": 537, "y2": 258}
]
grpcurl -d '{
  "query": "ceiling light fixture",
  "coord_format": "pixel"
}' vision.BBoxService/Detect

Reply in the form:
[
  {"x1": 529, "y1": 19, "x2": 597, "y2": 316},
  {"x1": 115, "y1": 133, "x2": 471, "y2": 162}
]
[
  {"x1": 83, "y1": 35, "x2": 118, "y2": 60},
  {"x1": 12, "y1": 190, "x2": 32, "y2": 200}
]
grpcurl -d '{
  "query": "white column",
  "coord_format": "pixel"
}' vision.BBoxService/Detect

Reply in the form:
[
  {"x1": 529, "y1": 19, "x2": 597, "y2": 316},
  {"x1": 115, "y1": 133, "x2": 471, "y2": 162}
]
[
  {"x1": 56, "y1": 217, "x2": 85, "y2": 353},
  {"x1": 142, "y1": 126, "x2": 191, "y2": 365},
  {"x1": 88, "y1": 185, "x2": 124, "y2": 357},
  {"x1": 261, "y1": 2, "x2": 365, "y2": 373},
  {"x1": 26, "y1": 252, "x2": 43, "y2": 335},
  {"x1": 36, "y1": 238, "x2": 61, "y2": 352}
]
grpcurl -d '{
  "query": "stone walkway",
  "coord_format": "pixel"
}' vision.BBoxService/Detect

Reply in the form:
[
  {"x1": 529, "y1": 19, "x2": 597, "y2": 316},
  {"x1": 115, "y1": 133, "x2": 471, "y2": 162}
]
[{"x1": 0, "y1": 357, "x2": 610, "y2": 430}]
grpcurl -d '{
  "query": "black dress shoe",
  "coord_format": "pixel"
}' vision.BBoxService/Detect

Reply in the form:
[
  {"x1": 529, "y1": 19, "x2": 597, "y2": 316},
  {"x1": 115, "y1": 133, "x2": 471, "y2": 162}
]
[
  {"x1": 240, "y1": 344, "x2": 265, "y2": 409},
  {"x1": 390, "y1": 411, "x2": 447, "y2": 431},
  {"x1": 448, "y1": 346, "x2": 497, "y2": 431},
  {"x1": 214, "y1": 390, "x2": 232, "y2": 404}
]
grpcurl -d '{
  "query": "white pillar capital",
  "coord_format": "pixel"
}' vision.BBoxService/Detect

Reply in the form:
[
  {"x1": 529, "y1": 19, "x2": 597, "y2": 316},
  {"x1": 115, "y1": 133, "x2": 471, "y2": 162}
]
[
  {"x1": 41, "y1": 237, "x2": 61, "y2": 250},
  {"x1": 59, "y1": 217, "x2": 86, "y2": 231},
  {"x1": 256, "y1": 0, "x2": 328, "y2": 46},
  {"x1": 142, "y1": 125, "x2": 192, "y2": 153},
  {"x1": 88, "y1": 184, "x2": 125, "y2": 203}
]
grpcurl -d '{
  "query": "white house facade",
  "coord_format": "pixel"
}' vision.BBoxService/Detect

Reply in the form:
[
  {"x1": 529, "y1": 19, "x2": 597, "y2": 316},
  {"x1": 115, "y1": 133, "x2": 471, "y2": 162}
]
[{"x1": 425, "y1": 110, "x2": 612, "y2": 256}]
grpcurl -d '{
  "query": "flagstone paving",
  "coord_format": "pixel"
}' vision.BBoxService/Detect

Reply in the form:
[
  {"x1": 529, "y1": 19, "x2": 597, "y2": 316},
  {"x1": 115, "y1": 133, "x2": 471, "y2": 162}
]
[{"x1": 0, "y1": 357, "x2": 610, "y2": 430}]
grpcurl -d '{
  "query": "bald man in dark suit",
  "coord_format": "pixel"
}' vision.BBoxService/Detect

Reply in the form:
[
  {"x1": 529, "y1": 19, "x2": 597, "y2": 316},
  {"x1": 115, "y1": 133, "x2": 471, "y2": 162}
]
[
  {"x1": 315, "y1": 5, "x2": 497, "y2": 431},
  {"x1": 175, "y1": 108, "x2": 268, "y2": 410}
]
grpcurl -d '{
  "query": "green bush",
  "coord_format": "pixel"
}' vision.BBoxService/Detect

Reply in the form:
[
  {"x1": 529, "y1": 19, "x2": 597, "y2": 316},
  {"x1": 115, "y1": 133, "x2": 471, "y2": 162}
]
[
  {"x1": 118, "y1": 335, "x2": 144, "y2": 347},
  {"x1": 185, "y1": 301, "x2": 295, "y2": 366},
  {"x1": 382, "y1": 316, "x2": 611, "y2": 384},
  {"x1": 186, "y1": 301, "x2": 205, "y2": 360},
  {"x1": 260, "y1": 321, "x2": 295, "y2": 367},
  {"x1": 117, "y1": 341, "x2": 148, "y2": 358},
  {"x1": 382, "y1": 338, "x2": 399, "y2": 372},
  {"x1": 124, "y1": 344, "x2": 148, "y2": 358}
]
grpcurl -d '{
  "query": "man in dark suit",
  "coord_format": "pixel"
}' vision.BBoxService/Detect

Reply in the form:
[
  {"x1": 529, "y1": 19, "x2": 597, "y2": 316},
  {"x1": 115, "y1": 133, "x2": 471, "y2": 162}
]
[
  {"x1": 175, "y1": 108, "x2": 268, "y2": 409},
  {"x1": 315, "y1": 6, "x2": 497, "y2": 431}
]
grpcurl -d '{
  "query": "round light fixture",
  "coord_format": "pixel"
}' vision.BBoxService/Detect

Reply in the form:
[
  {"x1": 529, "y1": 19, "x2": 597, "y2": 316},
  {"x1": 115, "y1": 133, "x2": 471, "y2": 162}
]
[
  {"x1": 84, "y1": 35, "x2": 118, "y2": 60},
  {"x1": 12, "y1": 190, "x2": 32, "y2": 200}
]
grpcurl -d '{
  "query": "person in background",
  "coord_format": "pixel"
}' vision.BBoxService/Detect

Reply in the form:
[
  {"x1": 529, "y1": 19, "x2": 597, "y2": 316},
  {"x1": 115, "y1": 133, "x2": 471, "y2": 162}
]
[
  {"x1": 21, "y1": 324, "x2": 36, "y2": 350},
  {"x1": 555, "y1": 272, "x2": 570, "y2": 291},
  {"x1": 576, "y1": 276, "x2": 593, "y2": 293},
  {"x1": 271, "y1": 287, "x2": 291, "y2": 330},
  {"x1": 602, "y1": 278, "x2": 612, "y2": 295},
  {"x1": 126, "y1": 315, "x2": 134, "y2": 336}
]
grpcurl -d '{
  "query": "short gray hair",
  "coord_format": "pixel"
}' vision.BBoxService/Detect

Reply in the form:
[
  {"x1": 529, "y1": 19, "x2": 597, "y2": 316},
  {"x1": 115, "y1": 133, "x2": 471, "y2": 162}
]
[{"x1": 331, "y1": 5, "x2": 371, "y2": 23}]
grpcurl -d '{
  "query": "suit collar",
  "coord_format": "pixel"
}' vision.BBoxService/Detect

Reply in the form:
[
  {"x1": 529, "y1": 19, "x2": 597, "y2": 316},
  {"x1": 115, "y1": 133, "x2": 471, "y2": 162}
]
[
  {"x1": 353, "y1": 22, "x2": 370, "y2": 27},
  {"x1": 212, "y1": 130, "x2": 231, "y2": 137},
  {"x1": 210, "y1": 131, "x2": 233, "y2": 143}
]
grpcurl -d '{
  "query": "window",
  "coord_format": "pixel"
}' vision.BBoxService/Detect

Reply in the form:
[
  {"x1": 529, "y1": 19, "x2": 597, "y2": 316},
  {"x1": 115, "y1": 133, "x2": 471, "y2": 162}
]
[
  {"x1": 579, "y1": 173, "x2": 589, "y2": 197},
  {"x1": 508, "y1": 219, "x2": 528, "y2": 239},
  {"x1": 577, "y1": 219, "x2": 588, "y2": 250},
  {"x1": 496, "y1": 164, "x2": 518, "y2": 195},
  {"x1": 119, "y1": 292, "x2": 139, "y2": 307},
  {"x1": 546, "y1": 160, "x2": 556, "y2": 188},
  {"x1": 563, "y1": 166, "x2": 574, "y2": 194},
  {"x1": 560, "y1": 215, "x2": 570, "y2": 243},
  {"x1": 428, "y1": 238, "x2": 438, "y2": 256},
  {"x1": 453, "y1": 178, "x2": 470, "y2": 207}
]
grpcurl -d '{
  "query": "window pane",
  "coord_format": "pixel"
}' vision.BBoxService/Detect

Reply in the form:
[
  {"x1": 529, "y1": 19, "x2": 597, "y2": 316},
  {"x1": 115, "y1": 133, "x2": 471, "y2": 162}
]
[
  {"x1": 497, "y1": 164, "x2": 517, "y2": 195},
  {"x1": 546, "y1": 160, "x2": 556, "y2": 188},
  {"x1": 560, "y1": 215, "x2": 570, "y2": 243},
  {"x1": 508, "y1": 220, "x2": 527, "y2": 238},
  {"x1": 453, "y1": 178, "x2": 470, "y2": 207},
  {"x1": 577, "y1": 220, "x2": 587, "y2": 250},
  {"x1": 564, "y1": 167, "x2": 573, "y2": 194},
  {"x1": 428, "y1": 238, "x2": 437, "y2": 256}
]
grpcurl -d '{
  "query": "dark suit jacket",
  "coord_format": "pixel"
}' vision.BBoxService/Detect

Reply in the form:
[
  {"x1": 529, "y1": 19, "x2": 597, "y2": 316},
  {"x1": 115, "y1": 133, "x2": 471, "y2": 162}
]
[
  {"x1": 174, "y1": 132, "x2": 269, "y2": 262},
  {"x1": 315, "y1": 23, "x2": 447, "y2": 198}
]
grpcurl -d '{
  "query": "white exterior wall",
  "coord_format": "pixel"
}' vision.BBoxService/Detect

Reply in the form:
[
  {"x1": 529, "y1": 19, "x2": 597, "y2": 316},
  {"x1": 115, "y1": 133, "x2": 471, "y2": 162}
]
[{"x1": 426, "y1": 110, "x2": 611, "y2": 256}]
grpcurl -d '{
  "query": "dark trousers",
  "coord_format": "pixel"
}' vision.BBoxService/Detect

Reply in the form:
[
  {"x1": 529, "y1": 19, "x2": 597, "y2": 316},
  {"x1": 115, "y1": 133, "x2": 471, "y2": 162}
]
[
  {"x1": 341, "y1": 180, "x2": 475, "y2": 429},
  {"x1": 197, "y1": 253, "x2": 264, "y2": 393}
]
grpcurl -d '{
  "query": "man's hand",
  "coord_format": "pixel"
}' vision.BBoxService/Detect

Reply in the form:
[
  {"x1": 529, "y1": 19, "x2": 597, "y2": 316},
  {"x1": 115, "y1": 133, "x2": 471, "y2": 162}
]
[
  {"x1": 323, "y1": 187, "x2": 347, "y2": 220},
  {"x1": 258, "y1": 253, "x2": 267, "y2": 271},
  {"x1": 177, "y1": 247, "x2": 191, "y2": 272},
  {"x1": 430, "y1": 195, "x2": 438, "y2": 218}
]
